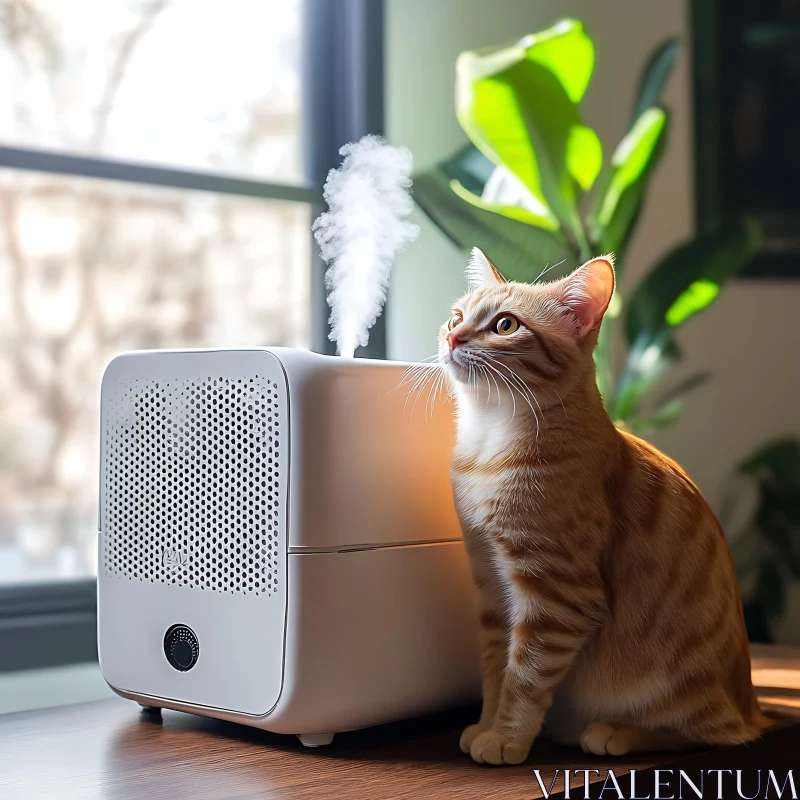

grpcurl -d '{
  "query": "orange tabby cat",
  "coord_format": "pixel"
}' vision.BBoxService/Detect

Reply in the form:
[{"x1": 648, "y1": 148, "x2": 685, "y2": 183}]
[{"x1": 439, "y1": 248, "x2": 766, "y2": 766}]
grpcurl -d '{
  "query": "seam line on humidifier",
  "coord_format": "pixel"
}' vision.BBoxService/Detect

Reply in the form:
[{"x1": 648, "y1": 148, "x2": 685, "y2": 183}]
[{"x1": 287, "y1": 537, "x2": 462, "y2": 555}]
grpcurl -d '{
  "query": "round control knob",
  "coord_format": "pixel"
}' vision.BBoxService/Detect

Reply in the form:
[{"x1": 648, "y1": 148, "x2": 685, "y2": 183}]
[{"x1": 163, "y1": 624, "x2": 199, "y2": 672}]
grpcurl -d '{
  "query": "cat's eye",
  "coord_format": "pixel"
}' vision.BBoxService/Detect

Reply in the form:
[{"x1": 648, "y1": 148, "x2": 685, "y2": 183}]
[
  {"x1": 493, "y1": 316, "x2": 520, "y2": 336},
  {"x1": 448, "y1": 313, "x2": 463, "y2": 330}
]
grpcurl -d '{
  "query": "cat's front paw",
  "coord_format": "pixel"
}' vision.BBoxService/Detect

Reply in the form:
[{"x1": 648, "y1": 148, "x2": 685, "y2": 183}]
[
  {"x1": 469, "y1": 730, "x2": 531, "y2": 765},
  {"x1": 580, "y1": 722, "x2": 629, "y2": 756},
  {"x1": 459, "y1": 723, "x2": 489, "y2": 754}
]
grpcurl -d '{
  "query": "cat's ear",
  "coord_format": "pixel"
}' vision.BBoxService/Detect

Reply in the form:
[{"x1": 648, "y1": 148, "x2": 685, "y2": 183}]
[
  {"x1": 554, "y1": 255, "x2": 615, "y2": 336},
  {"x1": 465, "y1": 247, "x2": 507, "y2": 291}
]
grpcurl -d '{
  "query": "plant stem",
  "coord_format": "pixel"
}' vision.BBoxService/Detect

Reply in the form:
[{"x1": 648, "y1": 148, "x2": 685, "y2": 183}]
[
  {"x1": 573, "y1": 214, "x2": 593, "y2": 264},
  {"x1": 579, "y1": 217, "x2": 612, "y2": 407},
  {"x1": 594, "y1": 317, "x2": 613, "y2": 410}
]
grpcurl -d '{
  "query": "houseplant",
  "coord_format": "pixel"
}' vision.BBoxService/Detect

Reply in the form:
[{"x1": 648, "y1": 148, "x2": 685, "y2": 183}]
[
  {"x1": 413, "y1": 19, "x2": 761, "y2": 434},
  {"x1": 723, "y1": 439, "x2": 800, "y2": 642}
]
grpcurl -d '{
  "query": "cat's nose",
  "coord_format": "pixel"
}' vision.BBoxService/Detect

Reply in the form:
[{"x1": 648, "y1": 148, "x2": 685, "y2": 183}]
[{"x1": 447, "y1": 331, "x2": 468, "y2": 350}]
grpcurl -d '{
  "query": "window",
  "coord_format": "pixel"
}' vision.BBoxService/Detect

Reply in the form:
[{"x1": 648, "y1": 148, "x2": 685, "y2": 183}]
[
  {"x1": 0, "y1": 0, "x2": 384, "y2": 670},
  {"x1": 0, "y1": 1, "x2": 304, "y2": 182}
]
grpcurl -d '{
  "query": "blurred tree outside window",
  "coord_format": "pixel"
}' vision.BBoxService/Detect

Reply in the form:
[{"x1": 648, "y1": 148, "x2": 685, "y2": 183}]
[{"x1": 0, "y1": 0, "x2": 311, "y2": 584}]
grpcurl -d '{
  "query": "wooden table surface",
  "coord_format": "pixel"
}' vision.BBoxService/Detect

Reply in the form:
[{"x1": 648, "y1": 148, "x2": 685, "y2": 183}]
[{"x1": 1, "y1": 645, "x2": 798, "y2": 800}]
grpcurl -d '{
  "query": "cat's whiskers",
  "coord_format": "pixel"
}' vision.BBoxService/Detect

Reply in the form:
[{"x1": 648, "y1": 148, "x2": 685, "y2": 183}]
[
  {"x1": 457, "y1": 351, "x2": 508, "y2": 415},
  {"x1": 425, "y1": 366, "x2": 447, "y2": 420},
  {"x1": 469, "y1": 362, "x2": 489, "y2": 409},
  {"x1": 475, "y1": 364, "x2": 495, "y2": 410},
  {"x1": 405, "y1": 362, "x2": 442, "y2": 417},
  {"x1": 476, "y1": 351, "x2": 541, "y2": 436},
  {"x1": 489, "y1": 354, "x2": 547, "y2": 429},
  {"x1": 553, "y1": 388, "x2": 569, "y2": 420},
  {"x1": 499, "y1": 354, "x2": 564, "y2": 424},
  {"x1": 491, "y1": 367, "x2": 519, "y2": 421},
  {"x1": 398, "y1": 360, "x2": 437, "y2": 403},
  {"x1": 480, "y1": 351, "x2": 544, "y2": 416},
  {"x1": 468, "y1": 362, "x2": 488, "y2": 410},
  {"x1": 402, "y1": 366, "x2": 434, "y2": 414},
  {"x1": 411, "y1": 367, "x2": 444, "y2": 420},
  {"x1": 532, "y1": 258, "x2": 567, "y2": 284},
  {"x1": 471, "y1": 359, "x2": 498, "y2": 409},
  {"x1": 482, "y1": 364, "x2": 502, "y2": 408},
  {"x1": 424, "y1": 369, "x2": 438, "y2": 420},
  {"x1": 470, "y1": 354, "x2": 520, "y2": 422},
  {"x1": 397, "y1": 354, "x2": 439, "y2": 389}
]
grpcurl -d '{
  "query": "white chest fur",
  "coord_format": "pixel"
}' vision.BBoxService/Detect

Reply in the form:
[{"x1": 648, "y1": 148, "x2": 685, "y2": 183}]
[
  {"x1": 451, "y1": 390, "x2": 529, "y2": 533},
  {"x1": 453, "y1": 390, "x2": 521, "y2": 463}
]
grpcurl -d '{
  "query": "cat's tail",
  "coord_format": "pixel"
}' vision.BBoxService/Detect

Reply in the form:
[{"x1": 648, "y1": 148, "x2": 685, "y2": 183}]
[
  {"x1": 755, "y1": 707, "x2": 788, "y2": 736},
  {"x1": 692, "y1": 687, "x2": 782, "y2": 746}
]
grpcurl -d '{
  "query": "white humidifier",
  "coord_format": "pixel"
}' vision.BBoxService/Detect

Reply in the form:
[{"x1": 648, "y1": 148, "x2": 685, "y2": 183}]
[{"x1": 97, "y1": 347, "x2": 480, "y2": 745}]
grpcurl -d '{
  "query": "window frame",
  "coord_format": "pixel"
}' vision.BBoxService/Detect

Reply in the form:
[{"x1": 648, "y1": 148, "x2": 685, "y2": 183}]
[{"x1": 0, "y1": 0, "x2": 385, "y2": 673}]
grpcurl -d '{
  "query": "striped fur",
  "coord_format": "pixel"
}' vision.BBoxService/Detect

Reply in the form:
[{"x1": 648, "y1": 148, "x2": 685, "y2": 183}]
[{"x1": 439, "y1": 255, "x2": 766, "y2": 765}]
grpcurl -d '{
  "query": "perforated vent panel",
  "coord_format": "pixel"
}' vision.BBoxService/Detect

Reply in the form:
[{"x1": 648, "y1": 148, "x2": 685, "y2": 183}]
[{"x1": 101, "y1": 362, "x2": 286, "y2": 597}]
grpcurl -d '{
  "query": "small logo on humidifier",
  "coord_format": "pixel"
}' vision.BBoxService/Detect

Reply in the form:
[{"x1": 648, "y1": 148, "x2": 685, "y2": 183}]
[{"x1": 162, "y1": 547, "x2": 188, "y2": 574}]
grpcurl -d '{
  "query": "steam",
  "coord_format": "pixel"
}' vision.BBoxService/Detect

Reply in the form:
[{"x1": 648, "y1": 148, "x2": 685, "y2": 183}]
[{"x1": 312, "y1": 135, "x2": 419, "y2": 357}]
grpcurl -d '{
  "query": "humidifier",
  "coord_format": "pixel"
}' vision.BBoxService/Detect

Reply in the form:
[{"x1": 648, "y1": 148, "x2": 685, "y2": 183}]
[{"x1": 97, "y1": 347, "x2": 480, "y2": 745}]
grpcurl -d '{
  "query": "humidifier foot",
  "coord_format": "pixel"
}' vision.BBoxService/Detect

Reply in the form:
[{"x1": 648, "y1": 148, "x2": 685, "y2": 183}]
[
  {"x1": 138, "y1": 704, "x2": 162, "y2": 717},
  {"x1": 297, "y1": 733, "x2": 335, "y2": 748}
]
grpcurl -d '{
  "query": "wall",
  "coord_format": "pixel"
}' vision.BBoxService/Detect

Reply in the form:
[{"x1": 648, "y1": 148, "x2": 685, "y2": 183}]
[{"x1": 383, "y1": 0, "x2": 800, "y2": 518}]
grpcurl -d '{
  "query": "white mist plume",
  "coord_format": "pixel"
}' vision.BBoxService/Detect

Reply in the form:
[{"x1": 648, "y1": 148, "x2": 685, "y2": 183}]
[{"x1": 312, "y1": 135, "x2": 419, "y2": 357}]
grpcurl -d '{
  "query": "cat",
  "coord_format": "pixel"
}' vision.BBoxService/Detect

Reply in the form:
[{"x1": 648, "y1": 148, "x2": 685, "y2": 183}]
[{"x1": 438, "y1": 248, "x2": 767, "y2": 766}]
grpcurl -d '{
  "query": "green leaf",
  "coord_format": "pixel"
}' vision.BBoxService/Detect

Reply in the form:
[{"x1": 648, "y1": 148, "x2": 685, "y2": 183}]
[
  {"x1": 665, "y1": 280, "x2": 719, "y2": 325},
  {"x1": 614, "y1": 220, "x2": 757, "y2": 424},
  {"x1": 596, "y1": 109, "x2": 666, "y2": 226},
  {"x1": 620, "y1": 370, "x2": 710, "y2": 432},
  {"x1": 481, "y1": 163, "x2": 554, "y2": 218},
  {"x1": 611, "y1": 330, "x2": 680, "y2": 422},
  {"x1": 625, "y1": 221, "x2": 762, "y2": 346},
  {"x1": 652, "y1": 371, "x2": 710, "y2": 408},
  {"x1": 450, "y1": 179, "x2": 560, "y2": 230},
  {"x1": 521, "y1": 18, "x2": 595, "y2": 103},
  {"x1": 635, "y1": 398, "x2": 684, "y2": 433},
  {"x1": 595, "y1": 314, "x2": 614, "y2": 406},
  {"x1": 630, "y1": 38, "x2": 681, "y2": 125},
  {"x1": 413, "y1": 160, "x2": 570, "y2": 282},
  {"x1": 435, "y1": 143, "x2": 495, "y2": 196},
  {"x1": 589, "y1": 108, "x2": 668, "y2": 258},
  {"x1": 456, "y1": 19, "x2": 600, "y2": 235},
  {"x1": 458, "y1": 58, "x2": 570, "y2": 221},
  {"x1": 566, "y1": 125, "x2": 603, "y2": 191}
]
